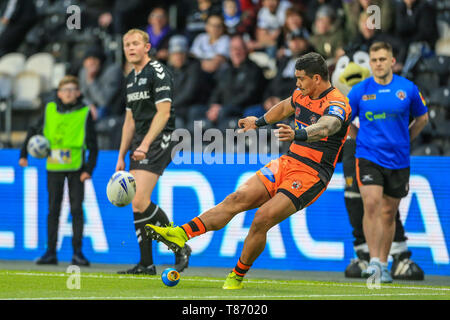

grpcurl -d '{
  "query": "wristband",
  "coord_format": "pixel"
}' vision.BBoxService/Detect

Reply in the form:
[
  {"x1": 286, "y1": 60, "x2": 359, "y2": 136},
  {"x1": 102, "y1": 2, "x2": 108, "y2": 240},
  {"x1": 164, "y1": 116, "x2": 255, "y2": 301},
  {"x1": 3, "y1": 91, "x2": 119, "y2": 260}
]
[
  {"x1": 255, "y1": 115, "x2": 268, "y2": 127},
  {"x1": 294, "y1": 129, "x2": 308, "y2": 141}
]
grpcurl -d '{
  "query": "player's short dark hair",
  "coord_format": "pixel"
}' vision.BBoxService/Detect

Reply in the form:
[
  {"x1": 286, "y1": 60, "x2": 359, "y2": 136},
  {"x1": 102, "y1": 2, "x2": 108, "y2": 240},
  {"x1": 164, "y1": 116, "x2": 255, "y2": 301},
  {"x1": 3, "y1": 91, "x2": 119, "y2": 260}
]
[
  {"x1": 295, "y1": 52, "x2": 329, "y2": 81},
  {"x1": 369, "y1": 41, "x2": 393, "y2": 55}
]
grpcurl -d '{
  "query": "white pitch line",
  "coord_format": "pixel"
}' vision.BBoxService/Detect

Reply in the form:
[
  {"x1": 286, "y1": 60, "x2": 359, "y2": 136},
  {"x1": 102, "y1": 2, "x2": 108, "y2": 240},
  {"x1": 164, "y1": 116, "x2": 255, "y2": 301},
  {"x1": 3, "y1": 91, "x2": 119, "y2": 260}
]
[
  {"x1": 2, "y1": 271, "x2": 450, "y2": 292},
  {"x1": 2, "y1": 293, "x2": 447, "y2": 300},
  {"x1": 248, "y1": 279, "x2": 450, "y2": 292}
]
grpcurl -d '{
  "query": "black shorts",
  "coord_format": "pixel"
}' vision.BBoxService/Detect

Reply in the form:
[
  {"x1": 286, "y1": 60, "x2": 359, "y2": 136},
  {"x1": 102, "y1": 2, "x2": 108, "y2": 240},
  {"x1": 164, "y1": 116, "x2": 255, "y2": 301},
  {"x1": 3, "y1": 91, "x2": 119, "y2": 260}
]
[
  {"x1": 129, "y1": 133, "x2": 174, "y2": 176},
  {"x1": 355, "y1": 157, "x2": 410, "y2": 199}
]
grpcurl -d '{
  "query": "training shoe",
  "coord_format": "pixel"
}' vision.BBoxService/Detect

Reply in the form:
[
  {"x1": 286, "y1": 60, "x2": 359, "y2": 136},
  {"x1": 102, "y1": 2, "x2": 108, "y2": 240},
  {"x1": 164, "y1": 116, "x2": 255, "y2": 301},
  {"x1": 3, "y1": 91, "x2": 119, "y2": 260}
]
[
  {"x1": 344, "y1": 250, "x2": 370, "y2": 278},
  {"x1": 223, "y1": 271, "x2": 244, "y2": 290},
  {"x1": 391, "y1": 251, "x2": 424, "y2": 280},
  {"x1": 145, "y1": 224, "x2": 188, "y2": 254},
  {"x1": 35, "y1": 251, "x2": 58, "y2": 265},
  {"x1": 117, "y1": 264, "x2": 156, "y2": 275},
  {"x1": 361, "y1": 260, "x2": 382, "y2": 278},
  {"x1": 72, "y1": 251, "x2": 90, "y2": 267},
  {"x1": 175, "y1": 244, "x2": 192, "y2": 273},
  {"x1": 380, "y1": 265, "x2": 393, "y2": 283}
]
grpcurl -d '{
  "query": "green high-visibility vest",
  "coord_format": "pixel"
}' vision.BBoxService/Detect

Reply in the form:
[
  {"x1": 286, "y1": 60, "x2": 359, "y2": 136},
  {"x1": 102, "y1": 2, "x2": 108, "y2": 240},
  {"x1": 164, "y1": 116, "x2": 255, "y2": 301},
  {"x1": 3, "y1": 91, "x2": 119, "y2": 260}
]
[{"x1": 43, "y1": 101, "x2": 90, "y2": 171}]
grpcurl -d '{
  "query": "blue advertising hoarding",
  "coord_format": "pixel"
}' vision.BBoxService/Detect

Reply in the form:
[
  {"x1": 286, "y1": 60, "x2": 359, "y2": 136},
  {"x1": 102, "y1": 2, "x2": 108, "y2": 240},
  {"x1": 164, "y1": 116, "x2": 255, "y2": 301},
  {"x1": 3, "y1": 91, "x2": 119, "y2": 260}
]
[{"x1": 0, "y1": 149, "x2": 449, "y2": 275}]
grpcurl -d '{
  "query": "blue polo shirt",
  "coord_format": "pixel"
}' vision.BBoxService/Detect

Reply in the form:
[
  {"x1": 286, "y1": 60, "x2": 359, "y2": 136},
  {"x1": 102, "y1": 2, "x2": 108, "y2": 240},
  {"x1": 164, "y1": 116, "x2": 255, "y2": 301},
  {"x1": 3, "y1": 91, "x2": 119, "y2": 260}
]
[{"x1": 348, "y1": 74, "x2": 428, "y2": 169}]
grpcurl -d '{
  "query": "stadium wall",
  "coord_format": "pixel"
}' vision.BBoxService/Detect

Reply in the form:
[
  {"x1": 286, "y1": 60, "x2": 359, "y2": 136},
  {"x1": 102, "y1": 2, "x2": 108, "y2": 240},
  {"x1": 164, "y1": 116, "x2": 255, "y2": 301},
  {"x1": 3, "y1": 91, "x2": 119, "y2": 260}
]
[{"x1": 0, "y1": 150, "x2": 449, "y2": 276}]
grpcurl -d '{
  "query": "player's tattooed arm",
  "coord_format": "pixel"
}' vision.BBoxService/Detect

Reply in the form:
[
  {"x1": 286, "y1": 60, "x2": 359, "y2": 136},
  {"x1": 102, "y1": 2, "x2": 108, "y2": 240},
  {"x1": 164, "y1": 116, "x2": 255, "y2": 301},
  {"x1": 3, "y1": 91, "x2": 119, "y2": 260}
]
[
  {"x1": 276, "y1": 115, "x2": 342, "y2": 142},
  {"x1": 304, "y1": 115, "x2": 342, "y2": 142}
]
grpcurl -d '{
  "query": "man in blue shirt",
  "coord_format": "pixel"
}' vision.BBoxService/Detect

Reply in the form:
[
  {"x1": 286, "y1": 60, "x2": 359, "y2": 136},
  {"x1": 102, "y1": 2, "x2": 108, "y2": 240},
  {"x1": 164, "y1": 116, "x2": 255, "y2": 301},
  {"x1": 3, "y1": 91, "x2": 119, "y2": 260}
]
[{"x1": 347, "y1": 41, "x2": 428, "y2": 283}]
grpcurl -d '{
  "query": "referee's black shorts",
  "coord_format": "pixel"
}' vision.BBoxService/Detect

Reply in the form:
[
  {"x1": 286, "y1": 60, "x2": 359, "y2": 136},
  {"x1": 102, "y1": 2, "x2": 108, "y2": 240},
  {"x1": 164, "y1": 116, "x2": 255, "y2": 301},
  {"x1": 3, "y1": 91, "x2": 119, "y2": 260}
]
[
  {"x1": 355, "y1": 157, "x2": 410, "y2": 199},
  {"x1": 129, "y1": 133, "x2": 174, "y2": 176}
]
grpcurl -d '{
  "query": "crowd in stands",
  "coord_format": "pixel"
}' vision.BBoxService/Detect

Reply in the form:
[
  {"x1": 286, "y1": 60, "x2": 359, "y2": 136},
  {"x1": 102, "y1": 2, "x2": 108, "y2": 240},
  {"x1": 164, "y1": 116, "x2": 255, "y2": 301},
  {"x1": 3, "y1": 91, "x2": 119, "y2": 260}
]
[{"x1": 0, "y1": 0, "x2": 449, "y2": 155}]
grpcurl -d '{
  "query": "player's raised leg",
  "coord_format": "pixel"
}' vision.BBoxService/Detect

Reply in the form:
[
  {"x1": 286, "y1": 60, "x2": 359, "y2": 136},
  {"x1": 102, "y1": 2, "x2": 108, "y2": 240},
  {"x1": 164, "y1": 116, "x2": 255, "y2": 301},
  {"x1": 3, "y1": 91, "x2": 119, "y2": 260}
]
[
  {"x1": 223, "y1": 192, "x2": 297, "y2": 289},
  {"x1": 144, "y1": 174, "x2": 271, "y2": 252}
]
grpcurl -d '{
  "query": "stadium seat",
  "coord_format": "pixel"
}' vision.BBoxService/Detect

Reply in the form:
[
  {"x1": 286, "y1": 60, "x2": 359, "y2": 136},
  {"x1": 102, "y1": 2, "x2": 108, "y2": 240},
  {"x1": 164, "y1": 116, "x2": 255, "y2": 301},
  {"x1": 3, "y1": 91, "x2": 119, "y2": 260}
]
[
  {"x1": 51, "y1": 62, "x2": 66, "y2": 89},
  {"x1": 437, "y1": 20, "x2": 450, "y2": 40},
  {"x1": 434, "y1": 119, "x2": 450, "y2": 138},
  {"x1": 248, "y1": 52, "x2": 277, "y2": 79},
  {"x1": 419, "y1": 55, "x2": 450, "y2": 80},
  {"x1": 0, "y1": 73, "x2": 13, "y2": 146},
  {"x1": 413, "y1": 71, "x2": 440, "y2": 97},
  {"x1": 411, "y1": 143, "x2": 441, "y2": 156},
  {"x1": 427, "y1": 105, "x2": 446, "y2": 123},
  {"x1": 428, "y1": 87, "x2": 450, "y2": 109},
  {"x1": 0, "y1": 53, "x2": 26, "y2": 77},
  {"x1": 0, "y1": 73, "x2": 13, "y2": 101},
  {"x1": 435, "y1": 38, "x2": 450, "y2": 56},
  {"x1": 24, "y1": 52, "x2": 55, "y2": 92},
  {"x1": 12, "y1": 71, "x2": 42, "y2": 110},
  {"x1": 95, "y1": 115, "x2": 124, "y2": 149},
  {"x1": 419, "y1": 120, "x2": 434, "y2": 138}
]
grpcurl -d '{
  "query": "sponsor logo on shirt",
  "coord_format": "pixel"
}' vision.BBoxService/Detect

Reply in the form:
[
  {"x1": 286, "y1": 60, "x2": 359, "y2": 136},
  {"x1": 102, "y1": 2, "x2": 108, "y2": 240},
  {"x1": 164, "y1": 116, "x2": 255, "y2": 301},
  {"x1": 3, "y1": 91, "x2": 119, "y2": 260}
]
[
  {"x1": 328, "y1": 105, "x2": 346, "y2": 121},
  {"x1": 396, "y1": 90, "x2": 407, "y2": 101},
  {"x1": 362, "y1": 94, "x2": 376, "y2": 101},
  {"x1": 127, "y1": 91, "x2": 150, "y2": 102},
  {"x1": 155, "y1": 86, "x2": 171, "y2": 93},
  {"x1": 365, "y1": 111, "x2": 398, "y2": 121},
  {"x1": 365, "y1": 111, "x2": 386, "y2": 121},
  {"x1": 138, "y1": 78, "x2": 147, "y2": 86},
  {"x1": 295, "y1": 119, "x2": 306, "y2": 130}
]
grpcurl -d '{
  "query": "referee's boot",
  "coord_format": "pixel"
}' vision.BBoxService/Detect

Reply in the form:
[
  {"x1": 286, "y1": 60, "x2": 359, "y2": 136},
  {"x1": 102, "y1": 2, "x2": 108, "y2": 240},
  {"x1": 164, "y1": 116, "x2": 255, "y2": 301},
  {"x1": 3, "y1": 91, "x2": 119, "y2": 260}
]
[
  {"x1": 345, "y1": 250, "x2": 370, "y2": 278},
  {"x1": 391, "y1": 251, "x2": 424, "y2": 280},
  {"x1": 175, "y1": 244, "x2": 192, "y2": 273},
  {"x1": 35, "y1": 250, "x2": 58, "y2": 265},
  {"x1": 72, "y1": 250, "x2": 90, "y2": 267},
  {"x1": 117, "y1": 264, "x2": 156, "y2": 275}
]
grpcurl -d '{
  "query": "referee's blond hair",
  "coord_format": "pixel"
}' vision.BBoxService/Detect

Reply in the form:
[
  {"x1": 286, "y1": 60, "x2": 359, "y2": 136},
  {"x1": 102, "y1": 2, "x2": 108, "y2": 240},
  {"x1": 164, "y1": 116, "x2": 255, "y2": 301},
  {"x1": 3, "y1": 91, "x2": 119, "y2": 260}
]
[{"x1": 123, "y1": 29, "x2": 149, "y2": 44}]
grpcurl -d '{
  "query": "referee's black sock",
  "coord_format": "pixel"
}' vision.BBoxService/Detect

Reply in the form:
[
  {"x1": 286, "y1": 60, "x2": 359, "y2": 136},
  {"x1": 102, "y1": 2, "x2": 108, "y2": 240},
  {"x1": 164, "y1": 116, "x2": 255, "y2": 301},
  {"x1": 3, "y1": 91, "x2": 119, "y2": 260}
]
[
  {"x1": 134, "y1": 202, "x2": 172, "y2": 266},
  {"x1": 147, "y1": 202, "x2": 170, "y2": 227},
  {"x1": 133, "y1": 204, "x2": 157, "y2": 267}
]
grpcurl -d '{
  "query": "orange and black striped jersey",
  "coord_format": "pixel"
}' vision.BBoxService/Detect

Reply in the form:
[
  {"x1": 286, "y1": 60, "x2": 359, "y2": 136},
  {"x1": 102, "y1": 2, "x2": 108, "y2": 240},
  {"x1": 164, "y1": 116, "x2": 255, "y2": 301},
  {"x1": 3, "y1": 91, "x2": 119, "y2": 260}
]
[{"x1": 287, "y1": 86, "x2": 352, "y2": 184}]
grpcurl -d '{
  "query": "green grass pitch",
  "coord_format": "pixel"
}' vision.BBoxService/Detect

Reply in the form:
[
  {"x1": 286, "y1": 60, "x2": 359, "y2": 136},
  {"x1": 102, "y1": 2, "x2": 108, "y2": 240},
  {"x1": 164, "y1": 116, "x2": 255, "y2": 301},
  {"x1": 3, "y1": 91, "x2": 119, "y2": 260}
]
[{"x1": 1, "y1": 270, "x2": 449, "y2": 300}]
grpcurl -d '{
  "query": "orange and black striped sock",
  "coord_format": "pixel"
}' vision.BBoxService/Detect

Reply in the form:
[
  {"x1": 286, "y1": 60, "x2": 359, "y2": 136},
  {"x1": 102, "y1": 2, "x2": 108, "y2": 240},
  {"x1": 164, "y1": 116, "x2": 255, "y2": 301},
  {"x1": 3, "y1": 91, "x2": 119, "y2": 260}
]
[
  {"x1": 233, "y1": 258, "x2": 252, "y2": 278},
  {"x1": 180, "y1": 217, "x2": 207, "y2": 239}
]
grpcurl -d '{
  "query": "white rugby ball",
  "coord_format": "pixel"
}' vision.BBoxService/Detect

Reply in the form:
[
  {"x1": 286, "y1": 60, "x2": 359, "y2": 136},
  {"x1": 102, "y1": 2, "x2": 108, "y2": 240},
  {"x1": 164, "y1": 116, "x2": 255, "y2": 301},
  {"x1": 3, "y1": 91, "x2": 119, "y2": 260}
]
[
  {"x1": 27, "y1": 135, "x2": 50, "y2": 159},
  {"x1": 106, "y1": 171, "x2": 136, "y2": 207}
]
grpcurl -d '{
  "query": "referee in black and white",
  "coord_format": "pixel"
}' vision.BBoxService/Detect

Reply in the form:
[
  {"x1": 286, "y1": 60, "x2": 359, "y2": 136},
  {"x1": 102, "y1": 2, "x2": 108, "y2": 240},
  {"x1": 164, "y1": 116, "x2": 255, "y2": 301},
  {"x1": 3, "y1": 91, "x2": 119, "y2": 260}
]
[{"x1": 115, "y1": 29, "x2": 191, "y2": 275}]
